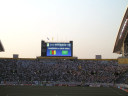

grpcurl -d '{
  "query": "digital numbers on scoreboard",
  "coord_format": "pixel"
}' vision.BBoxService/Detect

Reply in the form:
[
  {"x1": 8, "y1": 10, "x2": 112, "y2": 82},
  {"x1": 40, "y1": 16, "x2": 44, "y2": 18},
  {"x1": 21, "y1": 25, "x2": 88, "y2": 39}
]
[{"x1": 46, "y1": 43, "x2": 72, "y2": 56}]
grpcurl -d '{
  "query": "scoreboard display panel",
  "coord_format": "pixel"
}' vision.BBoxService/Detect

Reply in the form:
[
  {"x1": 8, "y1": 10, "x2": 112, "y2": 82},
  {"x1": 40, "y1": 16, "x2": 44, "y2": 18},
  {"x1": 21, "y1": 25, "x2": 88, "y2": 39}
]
[{"x1": 46, "y1": 43, "x2": 72, "y2": 56}]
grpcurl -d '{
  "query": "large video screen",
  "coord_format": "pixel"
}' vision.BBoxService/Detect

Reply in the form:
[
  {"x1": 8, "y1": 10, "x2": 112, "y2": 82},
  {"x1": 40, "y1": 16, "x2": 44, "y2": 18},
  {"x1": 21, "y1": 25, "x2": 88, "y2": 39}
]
[{"x1": 46, "y1": 43, "x2": 72, "y2": 56}]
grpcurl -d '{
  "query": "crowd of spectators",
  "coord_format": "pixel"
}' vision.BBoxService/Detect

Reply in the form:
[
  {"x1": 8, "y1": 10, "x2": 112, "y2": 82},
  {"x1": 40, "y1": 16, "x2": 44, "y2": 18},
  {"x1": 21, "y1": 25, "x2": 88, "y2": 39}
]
[
  {"x1": 116, "y1": 68, "x2": 128, "y2": 84},
  {"x1": 0, "y1": 59, "x2": 128, "y2": 84}
]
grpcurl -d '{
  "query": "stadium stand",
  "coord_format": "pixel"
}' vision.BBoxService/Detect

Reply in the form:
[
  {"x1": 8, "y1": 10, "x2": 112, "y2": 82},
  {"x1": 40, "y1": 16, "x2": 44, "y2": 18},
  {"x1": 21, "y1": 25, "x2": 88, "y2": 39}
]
[
  {"x1": 113, "y1": 7, "x2": 128, "y2": 66},
  {"x1": 115, "y1": 70, "x2": 128, "y2": 84},
  {"x1": 0, "y1": 58, "x2": 128, "y2": 86}
]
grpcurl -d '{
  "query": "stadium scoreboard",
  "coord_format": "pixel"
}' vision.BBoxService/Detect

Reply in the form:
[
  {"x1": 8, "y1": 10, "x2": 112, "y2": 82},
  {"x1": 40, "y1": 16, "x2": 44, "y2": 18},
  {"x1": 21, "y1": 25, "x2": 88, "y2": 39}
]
[{"x1": 41, "y1": 40, "x2": 73, "y2": 57}]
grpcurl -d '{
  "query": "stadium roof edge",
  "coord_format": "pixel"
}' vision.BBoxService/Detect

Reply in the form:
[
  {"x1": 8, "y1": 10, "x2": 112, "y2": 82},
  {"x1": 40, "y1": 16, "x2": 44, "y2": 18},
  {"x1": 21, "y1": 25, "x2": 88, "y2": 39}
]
[
  {"x1": 0, "y1": 58, "x2": 36, "y2": 60},
  {"x1": 37, "y1": 56, "x2": 77, "y2": 59},
  {"x1": 0, "y1": 40, "x2": 4, "y2": 52},
  {"x1": 78, "y1": 59, "x2": 117, "y2": 61},
  {"x1": 113, "y1": 7, "x2": 128, "y2": 53}
]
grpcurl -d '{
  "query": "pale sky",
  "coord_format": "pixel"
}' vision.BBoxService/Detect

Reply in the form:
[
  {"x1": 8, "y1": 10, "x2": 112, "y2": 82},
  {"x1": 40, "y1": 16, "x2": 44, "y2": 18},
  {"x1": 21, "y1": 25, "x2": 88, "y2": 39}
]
[{"x1": 0, "y1": 0, "x2": 128, "y2": 59}]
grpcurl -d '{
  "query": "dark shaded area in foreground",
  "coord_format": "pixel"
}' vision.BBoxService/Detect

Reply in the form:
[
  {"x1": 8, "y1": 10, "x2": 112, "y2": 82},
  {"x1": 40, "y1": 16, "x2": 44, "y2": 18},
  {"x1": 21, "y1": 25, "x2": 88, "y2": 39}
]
[{"x1": 0, "y1": 86, "x2": 128, "y2": 96}]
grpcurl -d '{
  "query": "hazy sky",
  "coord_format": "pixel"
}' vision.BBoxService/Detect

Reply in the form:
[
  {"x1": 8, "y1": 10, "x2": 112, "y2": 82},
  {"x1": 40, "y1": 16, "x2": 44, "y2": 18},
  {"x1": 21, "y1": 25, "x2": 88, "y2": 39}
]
[{"x1": 0, "y1": 0, "x2": 128, "y2": 59}]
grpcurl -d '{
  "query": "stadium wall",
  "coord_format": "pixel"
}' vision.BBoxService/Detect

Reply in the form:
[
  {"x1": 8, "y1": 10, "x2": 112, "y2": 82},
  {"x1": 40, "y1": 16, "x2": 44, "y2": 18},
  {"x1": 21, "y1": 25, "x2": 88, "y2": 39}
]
[
  {"x1": 118, "y1": 57, "x2": 128, "y2": 64},
  {"x1": 0, "y1": 57, "x2": 117, "y2": 60},
  {"x1": 78, "y1": 59, "x2": 117, "y2": 61}
]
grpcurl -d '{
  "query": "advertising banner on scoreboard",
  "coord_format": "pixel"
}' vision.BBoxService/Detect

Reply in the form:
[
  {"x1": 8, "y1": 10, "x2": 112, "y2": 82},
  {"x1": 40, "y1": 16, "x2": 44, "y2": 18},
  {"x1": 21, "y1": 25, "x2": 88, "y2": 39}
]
[{"x1": 46, "y1": 43, "x2": 72, "y2": 56}]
